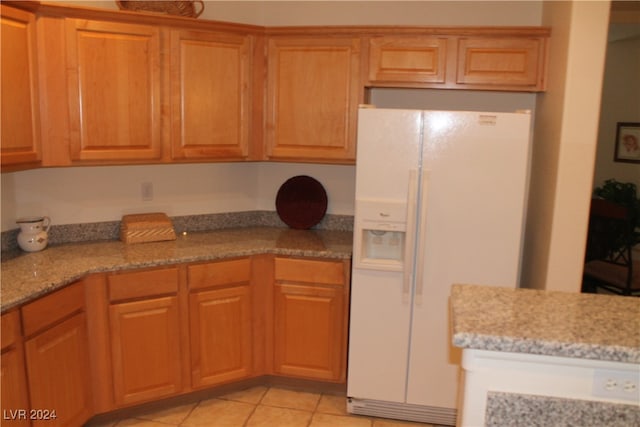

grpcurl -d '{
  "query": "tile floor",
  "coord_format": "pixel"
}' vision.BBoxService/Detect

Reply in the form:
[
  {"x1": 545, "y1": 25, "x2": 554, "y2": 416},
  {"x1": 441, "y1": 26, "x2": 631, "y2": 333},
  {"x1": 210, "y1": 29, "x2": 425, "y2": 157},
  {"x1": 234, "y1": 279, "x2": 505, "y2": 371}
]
[{"x1": 88, "y1": 386, "x2": 438, "y2": 427}]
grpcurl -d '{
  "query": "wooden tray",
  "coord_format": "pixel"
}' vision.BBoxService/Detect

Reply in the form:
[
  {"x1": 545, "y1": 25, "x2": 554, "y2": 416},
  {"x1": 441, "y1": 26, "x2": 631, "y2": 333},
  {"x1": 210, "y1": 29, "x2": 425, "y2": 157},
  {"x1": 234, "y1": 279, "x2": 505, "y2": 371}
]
[
  {"x1": 120, "y1": 212, "x2": 176, "y2": 244},
  {"x1": 116, "y1": 1, "x2": 205, "y2": 18}
]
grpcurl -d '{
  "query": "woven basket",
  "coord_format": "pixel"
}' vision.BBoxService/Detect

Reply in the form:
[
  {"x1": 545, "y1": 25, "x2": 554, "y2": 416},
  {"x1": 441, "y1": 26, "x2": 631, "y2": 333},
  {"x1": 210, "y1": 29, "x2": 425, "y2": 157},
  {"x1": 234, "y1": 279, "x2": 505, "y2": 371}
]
[
  {"x1": 120, "y1": 212, "x2": 177, "y2": 244},
  {"x1": 116, "y1": 1, "x2": 205, "y2": 18}
]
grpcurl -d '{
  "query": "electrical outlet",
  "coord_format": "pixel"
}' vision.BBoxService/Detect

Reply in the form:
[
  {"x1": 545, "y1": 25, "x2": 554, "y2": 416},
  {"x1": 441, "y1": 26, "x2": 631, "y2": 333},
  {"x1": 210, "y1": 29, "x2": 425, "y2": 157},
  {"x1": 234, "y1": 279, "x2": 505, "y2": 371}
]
[
  {"x1": 593, "y1": 369, "x2": 640, "y2": 402},
  {"x1": 141, "y1": 182, "x2": 154, "y2": 201}
]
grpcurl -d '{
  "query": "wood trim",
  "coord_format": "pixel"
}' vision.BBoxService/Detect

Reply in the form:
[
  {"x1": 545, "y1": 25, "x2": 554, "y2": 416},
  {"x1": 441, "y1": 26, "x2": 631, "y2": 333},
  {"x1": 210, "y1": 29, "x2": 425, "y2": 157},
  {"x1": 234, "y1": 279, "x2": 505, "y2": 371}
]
[
  {"x1": 265, "y1": 25, "x2": 551, "y2": 38},
  {"x1": 21, "y1": 281, "x2": 84, "y2": 337},
  {"x1": 84, "y1": 273, "x2": 115, "y2": 413},
  {"x1": 250, "y1": 254, "x2": 274, "y2": 376}
]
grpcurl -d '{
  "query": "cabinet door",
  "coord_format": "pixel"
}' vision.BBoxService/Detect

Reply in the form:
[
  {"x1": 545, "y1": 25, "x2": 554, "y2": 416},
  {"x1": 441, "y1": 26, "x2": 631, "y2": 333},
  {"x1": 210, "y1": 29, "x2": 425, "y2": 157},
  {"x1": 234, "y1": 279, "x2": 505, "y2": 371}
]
[
  {"x1": 1, "y1": 311, "x2": 30, "y2": 427},
  {"x1": 65, "y1": 19, "x2": 162, "y2": 162},
  {"x1": 109, "y1": 296, "x2": 182, "y2": 406},
  {"x1": 24, "y1": 313, "x2": 92, "y2": 427},
  {"x1": 273, "y1": 283, "x2": 345, "y2": 381},
  {"x1": 170, "y1": 29, "x2": 251, "y2": 160},
  {"x1": 0, "y1": 5, "x2": 41, "y2": 168},
  {"x1": 190, "y1": 285, "x2": 252, "y2": 387},
  {"x1": 367, "y1": 36, "x2": 448, "y2": 85},
  {"x1": 456, "y1": 37, "x2": 547, "y2": 90},
  {"x1": 266, "y1": 36, "x2": 360, "y2": 163}
]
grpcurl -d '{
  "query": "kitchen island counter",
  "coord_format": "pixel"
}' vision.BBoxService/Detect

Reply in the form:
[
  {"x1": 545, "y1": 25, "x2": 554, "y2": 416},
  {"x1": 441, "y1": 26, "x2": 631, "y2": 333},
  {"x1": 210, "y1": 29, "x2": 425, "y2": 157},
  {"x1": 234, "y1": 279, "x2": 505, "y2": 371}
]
[
  {"x1": 450, "y1": 284, "x2": 639, "y2": 427},
  {"x1": 1, "y1": 227, "x2": 353, "y2": 312},
  {"x1": 450, "y1": 283, "x2": 639, "y2": 364}
]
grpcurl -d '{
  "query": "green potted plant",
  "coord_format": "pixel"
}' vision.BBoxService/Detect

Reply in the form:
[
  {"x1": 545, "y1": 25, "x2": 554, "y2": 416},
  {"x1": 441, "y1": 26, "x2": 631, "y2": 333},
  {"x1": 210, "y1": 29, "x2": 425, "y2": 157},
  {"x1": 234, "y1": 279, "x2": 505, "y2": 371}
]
[{"x1": 592, "y1": 179, "x2": 640, "y2": 246}]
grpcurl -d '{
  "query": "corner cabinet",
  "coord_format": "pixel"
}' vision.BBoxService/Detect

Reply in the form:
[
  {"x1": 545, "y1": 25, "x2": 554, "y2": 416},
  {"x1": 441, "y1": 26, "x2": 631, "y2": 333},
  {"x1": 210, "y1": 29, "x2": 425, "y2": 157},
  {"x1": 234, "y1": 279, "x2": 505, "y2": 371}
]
[
  {"x1": 273, "y1": 257, "x2": 350, "y2": 382},
  {"x1": 0, "y1": 5, "x2": 41, "y2": 170},
  {"x1": 65, "y1": 19, "x2": 162, "y2": 163},
  {"x1": 265, "y1": 36, "x2": 361, "y2": 163},
  {"x1": 169, "y1": 29, "x2": 253, "y2": 161}
]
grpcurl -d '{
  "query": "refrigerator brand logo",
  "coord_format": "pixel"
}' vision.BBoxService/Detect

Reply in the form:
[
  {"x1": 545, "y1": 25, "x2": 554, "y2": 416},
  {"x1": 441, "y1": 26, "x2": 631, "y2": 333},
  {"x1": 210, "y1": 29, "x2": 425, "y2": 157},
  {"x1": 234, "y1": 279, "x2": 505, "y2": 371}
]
[{"x1": 478, "y1": 115, "x2": 497, "y2": 126}]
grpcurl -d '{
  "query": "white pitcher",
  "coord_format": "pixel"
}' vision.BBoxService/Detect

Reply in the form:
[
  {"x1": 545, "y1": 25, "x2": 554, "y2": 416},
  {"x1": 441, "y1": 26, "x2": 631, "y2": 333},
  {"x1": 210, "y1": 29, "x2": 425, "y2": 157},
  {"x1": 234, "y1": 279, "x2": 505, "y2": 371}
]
[{"x1": 16, "y1": 216, "x2": 51, "y2": 252}]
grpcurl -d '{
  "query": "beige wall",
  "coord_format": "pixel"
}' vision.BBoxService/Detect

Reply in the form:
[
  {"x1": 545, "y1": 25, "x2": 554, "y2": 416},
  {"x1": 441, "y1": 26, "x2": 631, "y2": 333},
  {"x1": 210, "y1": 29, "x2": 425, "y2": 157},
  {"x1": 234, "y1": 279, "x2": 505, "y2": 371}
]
[{"x1": 521, "y1": 0, "x2": 610, "y2": 292}]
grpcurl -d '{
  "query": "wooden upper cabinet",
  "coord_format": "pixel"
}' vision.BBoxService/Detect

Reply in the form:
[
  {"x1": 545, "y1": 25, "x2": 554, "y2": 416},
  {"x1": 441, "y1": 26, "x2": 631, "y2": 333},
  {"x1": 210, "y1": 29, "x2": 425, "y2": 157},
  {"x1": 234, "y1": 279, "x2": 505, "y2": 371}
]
[
  {"x1": 365, "y1": 31, "x2": 548, "y2": 91},
  {"x1": 0, "y1": 5, "x2": 41, "y2": 169},
  {"x1": 65, "y1": 19, "x2": 162, "y2": 162},
  {"x1": 367, "y1": 36, "x2": 448, "y2": 85},
  {"x1": 170, "y1": 29, "x2": 252, "y2": 161},
  {"x1": 266, "y1": 36, "x2": 361, "y2": 163},
  {"x1": 456, "y1": 36, "x2": 547, "y2": 90}
]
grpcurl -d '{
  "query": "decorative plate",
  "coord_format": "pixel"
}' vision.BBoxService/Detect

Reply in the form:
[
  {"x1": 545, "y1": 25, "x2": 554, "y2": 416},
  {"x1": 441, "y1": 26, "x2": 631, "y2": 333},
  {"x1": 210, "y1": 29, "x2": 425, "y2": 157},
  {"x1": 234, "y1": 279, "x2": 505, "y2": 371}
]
[{"x1": 275, "y1": 176, "x2": 328, "y2": 229}]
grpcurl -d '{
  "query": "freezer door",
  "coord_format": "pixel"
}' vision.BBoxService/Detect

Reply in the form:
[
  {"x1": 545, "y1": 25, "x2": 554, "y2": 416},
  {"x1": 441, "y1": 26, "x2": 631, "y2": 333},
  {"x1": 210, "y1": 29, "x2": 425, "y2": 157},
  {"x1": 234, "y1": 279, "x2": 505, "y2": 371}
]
[
  {"x1": 405, "y1": 111, "x2": 532, "y2": 409},
  {"x1": 347, "y1": 108, "x2": 422, "y2": 402}
]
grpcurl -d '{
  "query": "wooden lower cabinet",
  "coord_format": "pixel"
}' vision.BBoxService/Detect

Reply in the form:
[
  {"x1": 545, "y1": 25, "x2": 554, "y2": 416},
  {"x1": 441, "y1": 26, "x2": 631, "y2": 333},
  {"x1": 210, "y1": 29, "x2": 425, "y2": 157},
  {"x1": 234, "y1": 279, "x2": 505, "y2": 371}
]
[
  {"x1": 273, "y1": 257, "x2": 349, "y2": 382},
  {"x1": 107, "y1": 268, "x2": 184, "y2": 406},
  {"x1": 188, "y1": 259, "x2": 253, "y2": 388},
  {"x1": 19, "y1": 281, "x2": 92, "y2": 427},
  {"x1": 189, "y1": 285, "x2": 252, "y2": 387},
  {"x1": 1, "y1": 311, "x2": 30, "y2": 427},
  {"x1": 24, "y1": 313, "x2": 92, "y2": 427},
  {"x1": 109, "y1": 297, "x2": 183, "y2": 406},
  {"x1": 3, "y1": 254, "x2": 350, "y2": 425}
]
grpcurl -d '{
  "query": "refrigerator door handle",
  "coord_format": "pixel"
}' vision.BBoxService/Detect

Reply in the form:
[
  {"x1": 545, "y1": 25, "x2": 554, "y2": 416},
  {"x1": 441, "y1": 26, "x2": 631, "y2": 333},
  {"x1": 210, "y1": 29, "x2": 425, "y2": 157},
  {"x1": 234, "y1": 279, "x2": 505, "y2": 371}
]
[
  {"x1": 414, "y1": 170, "x2": 430, "y2": 306},
  {"x1": 403, "y1": 169, "x2": 419, "y2": 303}
]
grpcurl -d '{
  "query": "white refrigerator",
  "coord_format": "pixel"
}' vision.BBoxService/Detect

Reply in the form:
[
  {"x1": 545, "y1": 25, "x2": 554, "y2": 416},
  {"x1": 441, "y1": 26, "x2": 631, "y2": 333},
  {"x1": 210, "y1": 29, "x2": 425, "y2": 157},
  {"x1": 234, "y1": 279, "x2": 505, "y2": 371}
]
[{"x1": 347, "y1": 107, "x2": 532, "y2": 426}]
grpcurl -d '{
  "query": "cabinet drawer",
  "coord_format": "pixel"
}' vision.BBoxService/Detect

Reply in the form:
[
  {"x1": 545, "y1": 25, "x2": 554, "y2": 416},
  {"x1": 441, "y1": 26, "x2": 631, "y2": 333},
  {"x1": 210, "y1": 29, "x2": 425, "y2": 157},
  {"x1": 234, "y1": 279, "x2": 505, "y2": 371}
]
[
  {"x1": 108, "y1": 267, "x2": 179, "y2": 302},
  {"x1": 1, "y1": 310, "x2": 20, "y2": 349},
  {"x1": 188, "y1": 258, "x2": 251, "y2": 290},
  {"x1": 21, "y1": 281, "x2": 84, "y2": 337},
  {"x1": 275, "y1": 258, "x2": 344, "y2": 286}
]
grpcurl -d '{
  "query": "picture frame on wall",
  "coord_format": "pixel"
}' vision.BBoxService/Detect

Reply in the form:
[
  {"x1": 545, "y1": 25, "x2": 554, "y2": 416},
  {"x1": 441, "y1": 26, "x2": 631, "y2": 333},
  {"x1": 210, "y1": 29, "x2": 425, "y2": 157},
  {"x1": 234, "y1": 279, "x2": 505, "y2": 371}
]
[{"x1": 614, "y1": 122, "x2": 640, "y2": 164}]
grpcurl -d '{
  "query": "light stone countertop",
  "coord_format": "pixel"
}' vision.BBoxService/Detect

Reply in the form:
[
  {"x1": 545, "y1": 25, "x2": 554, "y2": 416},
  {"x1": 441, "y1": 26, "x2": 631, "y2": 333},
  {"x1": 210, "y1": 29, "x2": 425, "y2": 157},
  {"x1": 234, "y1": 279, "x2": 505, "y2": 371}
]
[
  {"x1": 1, "y1": 227, "x2": 353, "y2": 312},
  {"x1": 450, "y1": 284, "x2": 640, "y2": 364}
]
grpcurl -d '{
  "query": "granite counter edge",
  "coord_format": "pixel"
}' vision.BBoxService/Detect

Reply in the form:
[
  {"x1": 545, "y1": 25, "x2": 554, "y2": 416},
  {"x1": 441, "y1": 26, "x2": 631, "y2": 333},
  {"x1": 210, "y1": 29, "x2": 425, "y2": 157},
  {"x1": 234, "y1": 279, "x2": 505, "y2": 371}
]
[{"x1": 452, "y1": 332, "x2": 640, "y2": 364}]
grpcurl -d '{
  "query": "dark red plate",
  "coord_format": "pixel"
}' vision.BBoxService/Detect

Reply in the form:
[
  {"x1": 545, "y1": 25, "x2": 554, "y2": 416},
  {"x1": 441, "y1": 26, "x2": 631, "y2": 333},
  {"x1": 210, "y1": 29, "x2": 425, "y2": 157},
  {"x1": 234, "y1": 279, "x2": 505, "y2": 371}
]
[{"x1": 276, "y1": 176, "x2": 328, "y2": 229}]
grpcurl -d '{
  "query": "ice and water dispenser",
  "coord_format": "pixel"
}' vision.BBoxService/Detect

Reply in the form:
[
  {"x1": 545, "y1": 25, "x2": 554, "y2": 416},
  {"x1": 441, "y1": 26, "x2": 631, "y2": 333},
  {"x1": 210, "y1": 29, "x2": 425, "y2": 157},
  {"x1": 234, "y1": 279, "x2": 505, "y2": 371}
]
[{"x1": 353, "y1": 200, "x2": 409, "y2": 272}]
